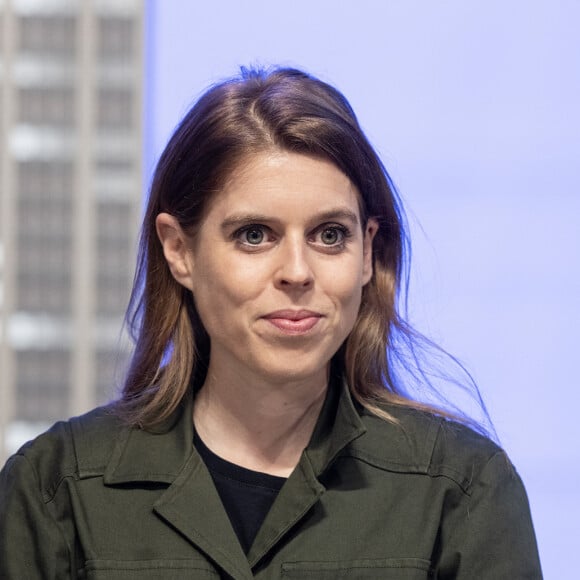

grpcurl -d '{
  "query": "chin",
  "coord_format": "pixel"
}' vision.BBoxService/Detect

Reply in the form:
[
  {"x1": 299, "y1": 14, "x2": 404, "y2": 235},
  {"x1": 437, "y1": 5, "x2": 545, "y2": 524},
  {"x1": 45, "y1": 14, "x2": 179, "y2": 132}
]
[{"x1": 254, "y1": 358, "x2": 331, "y2": 386}]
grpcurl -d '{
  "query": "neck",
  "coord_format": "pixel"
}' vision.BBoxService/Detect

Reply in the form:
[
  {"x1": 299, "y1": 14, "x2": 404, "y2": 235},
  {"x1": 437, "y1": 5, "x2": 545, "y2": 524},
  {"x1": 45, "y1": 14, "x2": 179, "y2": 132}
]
[{"x1": 193, "y1": 363, "x2": 329, "y2": 477}]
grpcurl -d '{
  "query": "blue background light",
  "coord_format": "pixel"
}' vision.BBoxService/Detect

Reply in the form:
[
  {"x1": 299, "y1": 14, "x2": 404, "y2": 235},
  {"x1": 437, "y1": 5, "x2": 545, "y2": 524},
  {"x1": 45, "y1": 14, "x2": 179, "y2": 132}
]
[{"x1": 146, "y1": 1, "x2": 580, "y2": 575}]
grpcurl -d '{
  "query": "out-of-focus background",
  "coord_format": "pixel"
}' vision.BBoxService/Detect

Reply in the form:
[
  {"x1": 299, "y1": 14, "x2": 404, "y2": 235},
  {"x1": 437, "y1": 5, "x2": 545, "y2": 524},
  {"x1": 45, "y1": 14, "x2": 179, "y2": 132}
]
[
  {"x1": 1, "y1": 0, "x2": 578, "y2": 576},
  {"x1": 0, "y1": 0, "x2": 143, "y2": 453}
]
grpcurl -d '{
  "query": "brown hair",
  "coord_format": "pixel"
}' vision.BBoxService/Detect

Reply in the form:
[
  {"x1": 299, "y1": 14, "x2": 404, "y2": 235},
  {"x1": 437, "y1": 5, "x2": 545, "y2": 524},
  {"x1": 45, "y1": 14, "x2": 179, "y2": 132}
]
[{"x1": 119, "y1": 66, "x2": 490, "y2": 434}]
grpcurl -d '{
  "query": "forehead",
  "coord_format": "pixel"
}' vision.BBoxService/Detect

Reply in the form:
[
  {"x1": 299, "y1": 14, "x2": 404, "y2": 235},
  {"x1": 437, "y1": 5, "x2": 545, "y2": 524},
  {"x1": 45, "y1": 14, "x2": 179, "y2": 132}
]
[{"x1": 208, "y1": 151, "x2": 361, "y2": 220}]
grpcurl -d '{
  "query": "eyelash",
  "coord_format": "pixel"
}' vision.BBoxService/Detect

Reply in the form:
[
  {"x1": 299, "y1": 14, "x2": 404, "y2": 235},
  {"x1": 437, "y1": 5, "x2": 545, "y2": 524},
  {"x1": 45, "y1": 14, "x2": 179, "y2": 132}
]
[{"x1": 233, "y1": 223, "x2": 352, "y2": 251}]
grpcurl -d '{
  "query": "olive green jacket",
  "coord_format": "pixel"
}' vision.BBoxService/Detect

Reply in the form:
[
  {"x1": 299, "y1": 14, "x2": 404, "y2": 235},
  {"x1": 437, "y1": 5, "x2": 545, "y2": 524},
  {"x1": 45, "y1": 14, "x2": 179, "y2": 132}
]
[{"x1": 0, "y1": 382, "x2": 542, "y2": 579}]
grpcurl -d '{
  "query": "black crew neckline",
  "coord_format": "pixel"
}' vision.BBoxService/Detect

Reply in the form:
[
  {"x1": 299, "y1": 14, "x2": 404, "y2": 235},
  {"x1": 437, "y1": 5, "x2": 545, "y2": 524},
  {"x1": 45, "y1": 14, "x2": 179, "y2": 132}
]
[{"x1": 194, "y1": 432, "x2": 287, "y2": 491}]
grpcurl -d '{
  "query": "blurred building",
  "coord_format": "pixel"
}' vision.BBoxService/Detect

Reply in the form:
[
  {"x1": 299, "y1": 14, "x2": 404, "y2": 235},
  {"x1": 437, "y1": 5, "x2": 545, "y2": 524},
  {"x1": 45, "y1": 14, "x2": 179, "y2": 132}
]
[{"x1": 0, "y1": 0, "x2": 144, "y2": 462}]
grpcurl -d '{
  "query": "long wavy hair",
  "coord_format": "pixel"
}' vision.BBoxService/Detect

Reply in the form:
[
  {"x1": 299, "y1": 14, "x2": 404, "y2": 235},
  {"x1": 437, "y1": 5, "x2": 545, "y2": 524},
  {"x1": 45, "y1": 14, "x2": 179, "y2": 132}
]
[{"x1": 119, "y1": 66, "x2": 491, "y2": 435}]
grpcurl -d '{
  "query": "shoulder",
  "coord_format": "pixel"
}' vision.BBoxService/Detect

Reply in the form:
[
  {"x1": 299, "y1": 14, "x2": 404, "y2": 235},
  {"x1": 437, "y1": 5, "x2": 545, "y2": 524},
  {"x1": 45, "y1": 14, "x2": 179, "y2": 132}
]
[
  {"x1": 352, "y1": 404, "x2": 506, "y2": 493},
  {"x1": 2, "y1": 405, "x2": 126, "y2": 497}
]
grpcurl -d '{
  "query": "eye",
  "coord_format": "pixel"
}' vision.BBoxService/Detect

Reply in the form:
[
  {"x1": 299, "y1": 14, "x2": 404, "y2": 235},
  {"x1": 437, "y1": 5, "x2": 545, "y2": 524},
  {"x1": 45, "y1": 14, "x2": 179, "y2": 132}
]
[
  {"x1": 243, "y1": 226, "x2": 265, "y2": 245},
  {"x1": 313, "y1": 224, "x2": 351, "y2": 248},
  {"x1": 233, "y1": 224, "x2": 273, "y2": 249},
  {"x1": 319, "y1": 227, "x2": 342, "y2": 245}
]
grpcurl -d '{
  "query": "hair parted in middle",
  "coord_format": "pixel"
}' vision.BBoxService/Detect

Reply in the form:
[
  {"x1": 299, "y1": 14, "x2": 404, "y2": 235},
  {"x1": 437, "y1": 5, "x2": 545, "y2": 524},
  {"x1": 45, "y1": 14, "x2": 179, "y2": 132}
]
[{"x1": 120, "y1": 65, "x2": 490, "y2": 435}]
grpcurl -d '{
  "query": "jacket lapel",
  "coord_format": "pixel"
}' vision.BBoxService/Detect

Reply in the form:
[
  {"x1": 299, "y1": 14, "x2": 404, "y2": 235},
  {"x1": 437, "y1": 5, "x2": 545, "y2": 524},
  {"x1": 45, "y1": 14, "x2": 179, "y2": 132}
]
[
  {"x1": 103, "y1": 399, "x2": 195, "y2": 485},
  {"x1": 100, "y1": 377, "x2": 366, "y2": 577},
  {"x1": 102, "y1": 399, "x2": 253, "y2": 580},
  {"x1": 247, "y1": 378, "x2": 366, "y2": 568},
  {"x1": 153, "y1": 450, "x2": 252, "y2": 580}
]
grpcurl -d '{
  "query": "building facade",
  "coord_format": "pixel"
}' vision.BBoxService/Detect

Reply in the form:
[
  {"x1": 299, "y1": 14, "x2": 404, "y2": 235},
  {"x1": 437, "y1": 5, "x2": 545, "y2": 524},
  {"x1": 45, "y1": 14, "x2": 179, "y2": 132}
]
[{"x1": 0, "y1": 0, "x2": 144, "y2": 462}]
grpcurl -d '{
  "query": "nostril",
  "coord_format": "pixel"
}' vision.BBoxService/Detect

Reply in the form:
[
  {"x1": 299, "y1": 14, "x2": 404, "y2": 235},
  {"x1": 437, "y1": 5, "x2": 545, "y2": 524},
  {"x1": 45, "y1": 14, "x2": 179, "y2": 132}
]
[{"x1": 277, "y1": 276, "x2": 313, "y2": 289}]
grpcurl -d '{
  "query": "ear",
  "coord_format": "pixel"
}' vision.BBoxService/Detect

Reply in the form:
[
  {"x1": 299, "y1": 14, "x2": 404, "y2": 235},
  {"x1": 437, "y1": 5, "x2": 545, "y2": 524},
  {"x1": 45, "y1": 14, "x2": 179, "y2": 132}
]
[
  {"x1": 362, "y1": 218, "x2": 378, "y2": 285},
  {"x1": 155, "y1": 212, "x2": 195, "y2": 290}
]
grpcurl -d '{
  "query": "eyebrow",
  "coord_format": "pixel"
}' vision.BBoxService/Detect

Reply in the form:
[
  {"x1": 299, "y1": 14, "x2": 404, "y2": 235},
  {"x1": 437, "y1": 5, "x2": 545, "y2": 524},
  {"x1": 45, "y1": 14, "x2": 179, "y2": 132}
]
[{"x1": 220, "y1": 208, "x2": 360, "y2": 231}]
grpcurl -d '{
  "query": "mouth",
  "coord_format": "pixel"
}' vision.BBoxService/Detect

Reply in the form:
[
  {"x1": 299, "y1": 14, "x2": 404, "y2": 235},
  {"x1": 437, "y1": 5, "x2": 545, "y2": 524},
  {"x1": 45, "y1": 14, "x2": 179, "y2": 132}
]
[{"x1": 262, "y1": 309, "x2": 323, "y2": 334}]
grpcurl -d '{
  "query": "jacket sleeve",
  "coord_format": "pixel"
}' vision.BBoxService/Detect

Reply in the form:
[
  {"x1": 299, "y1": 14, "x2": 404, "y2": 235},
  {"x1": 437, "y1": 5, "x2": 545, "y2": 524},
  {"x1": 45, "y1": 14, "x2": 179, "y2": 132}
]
[
  {"x1": 437, "y1": 450, "x2": 543, "y2": 579},
  {"x1": 0, "y1": 453, "x2": 72, "y2": 579}
]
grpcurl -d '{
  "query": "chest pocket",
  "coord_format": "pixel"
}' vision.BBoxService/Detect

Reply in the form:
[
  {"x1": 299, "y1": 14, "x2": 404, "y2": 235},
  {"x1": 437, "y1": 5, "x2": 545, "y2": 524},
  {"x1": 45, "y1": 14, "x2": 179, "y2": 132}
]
[
  {"x1": 281, "y1": 558, "x2": 433, "y2": 579},
  {"x1": 82, "y1": 559, "x2": 219, "y2": 579}
]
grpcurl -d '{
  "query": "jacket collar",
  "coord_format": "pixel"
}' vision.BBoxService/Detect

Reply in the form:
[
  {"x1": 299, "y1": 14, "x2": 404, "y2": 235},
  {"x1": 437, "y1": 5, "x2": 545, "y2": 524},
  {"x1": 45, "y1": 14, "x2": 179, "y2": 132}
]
[
  {"x1": 103, "y1": 396, "x2": 195, "y2": 485},
  {"x1": 304, "y1": 375, "x2": 367, "y2": 476},
  {"x1": 103, "y1": 377, "x2": 366, "y2": 486}
]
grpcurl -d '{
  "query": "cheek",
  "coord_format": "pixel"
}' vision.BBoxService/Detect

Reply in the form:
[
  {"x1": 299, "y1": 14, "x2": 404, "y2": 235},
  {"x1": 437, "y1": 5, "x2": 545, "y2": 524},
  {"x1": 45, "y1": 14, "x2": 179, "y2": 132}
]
[
  {"x1": 343, "y1": 285, "x2": 364, "y2": 319},
  {"x1": 190, "y1": 255, "x2": 263, "y2": 322},
  {"x1": 325, "y1": 266, "x2": 364, "y2": 315}
]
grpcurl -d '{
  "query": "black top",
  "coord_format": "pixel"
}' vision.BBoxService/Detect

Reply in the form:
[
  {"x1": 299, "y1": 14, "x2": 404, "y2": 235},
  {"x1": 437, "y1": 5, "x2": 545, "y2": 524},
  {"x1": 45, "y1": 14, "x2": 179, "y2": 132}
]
[{"x1": 194, "y1": 433, "x2": 286, "y2": 554}]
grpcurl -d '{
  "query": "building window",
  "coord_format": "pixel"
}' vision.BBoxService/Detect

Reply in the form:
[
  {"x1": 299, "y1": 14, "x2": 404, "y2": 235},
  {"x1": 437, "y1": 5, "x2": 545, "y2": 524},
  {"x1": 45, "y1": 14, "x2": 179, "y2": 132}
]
[
  {"x1": 16, "y1": 349, "x2": 71, "y2": 422},
  {"x1": 98, "y1": 16, "x2": 134, "y2": 61},
  {"x1": 95, "y1": 158, "x2": 133, "y2": 174},
  {"x1": 18, "y1": 15, "x2": 76, "y2": 57},
  {"x1": 96, "y1": 201, "x2": 133, "y2": 315},
  {"x1": 16, "y1": 161, "x2": 73, "y2": 315},
  {"x1": 18, "y1": 160, "x2": 74, "y2": 200},
  {"x1": 16, "y1": 229, "x2": 72, "y2": 315},
  {"x1": 18, "y1": 86, "x2": 76, "y2": 128},
  {"x1": 97, "y1": 87, "x2": 133, "y2": 130}
]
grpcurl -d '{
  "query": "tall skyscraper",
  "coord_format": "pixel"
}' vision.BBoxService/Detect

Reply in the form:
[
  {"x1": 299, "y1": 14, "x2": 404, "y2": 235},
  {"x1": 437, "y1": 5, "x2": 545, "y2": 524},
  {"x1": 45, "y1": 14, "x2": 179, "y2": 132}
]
[{"x1": 0, "y1": 0, "x2": 144, "y2": 462}]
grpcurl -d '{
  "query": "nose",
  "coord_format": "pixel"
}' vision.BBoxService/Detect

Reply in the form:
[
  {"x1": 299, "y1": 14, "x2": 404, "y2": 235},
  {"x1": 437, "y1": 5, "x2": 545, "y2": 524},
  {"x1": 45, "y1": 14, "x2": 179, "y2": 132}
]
[{"x1": 274, "y1": 237, "x2": 314, "y2": 290}]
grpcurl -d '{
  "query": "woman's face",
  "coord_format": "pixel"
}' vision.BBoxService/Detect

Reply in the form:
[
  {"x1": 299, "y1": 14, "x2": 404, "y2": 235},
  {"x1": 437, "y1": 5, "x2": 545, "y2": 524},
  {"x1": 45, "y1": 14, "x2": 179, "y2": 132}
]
[{"x1": 178, "y1": 152, "x2": 376, "y2": 386}]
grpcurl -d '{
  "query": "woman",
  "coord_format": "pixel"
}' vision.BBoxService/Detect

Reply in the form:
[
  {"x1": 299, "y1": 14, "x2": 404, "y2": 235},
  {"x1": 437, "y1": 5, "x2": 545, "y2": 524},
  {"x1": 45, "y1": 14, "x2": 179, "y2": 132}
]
[{"x1": 0, "y1": 67, "x2": 542, "y2": 578}]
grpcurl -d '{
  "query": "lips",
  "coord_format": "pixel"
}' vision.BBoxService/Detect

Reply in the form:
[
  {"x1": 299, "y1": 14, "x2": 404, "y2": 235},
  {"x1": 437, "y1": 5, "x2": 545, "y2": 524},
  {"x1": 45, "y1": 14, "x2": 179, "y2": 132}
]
[{"x1": 262, "y1": 310, "x2": 323, "y2": 334}]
